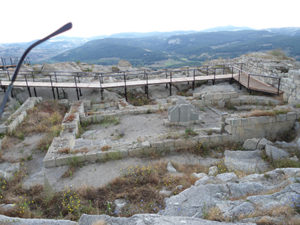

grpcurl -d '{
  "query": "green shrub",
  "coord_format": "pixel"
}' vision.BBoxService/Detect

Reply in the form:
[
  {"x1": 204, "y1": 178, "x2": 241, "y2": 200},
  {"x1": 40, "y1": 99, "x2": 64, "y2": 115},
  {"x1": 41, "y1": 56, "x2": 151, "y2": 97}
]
[
  {"x1": 268, "y1": 49, "x2": 290, "y2": 60},
  {"x1": 112, "y1": 66, "x2": 120, "y2": 72},
  {"x1": 184, "y1": 128, "x2": 198, "y2": 138}
]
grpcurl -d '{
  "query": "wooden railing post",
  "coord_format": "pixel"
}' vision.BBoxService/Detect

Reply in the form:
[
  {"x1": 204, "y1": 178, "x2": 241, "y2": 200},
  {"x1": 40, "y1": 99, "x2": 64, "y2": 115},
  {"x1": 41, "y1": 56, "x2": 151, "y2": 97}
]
[
  {"x1": 124, "y1": 72, "x2": 127, "y2": 101},
  {"x1": 31, "y1": 71, "x2": 37, "y2": 97},
  {"x1": 247, "y1": 73, "x2": 250, "y2": 88},
  {"x1": 74, "y1": 75, "x2": 79, "y2": 100},
  {"x1": 165, "y1": 69, "x2": 168, "y2": 89},
  {"x1": 213, "y1": 68, "x2": 216, "y2": 85},
  {"x1": 192, "y1": 69, "x2": 195, "y2": 90},
  {"x1": 77, "y1": 73, "x2": 82, "y2": 96},
  {"x1": 98, "y1": 74, "x2": 104, "y2": 100},
  {"x1": 49, "y1": 75, "x2": 56, "y2": 99},
  {"x1": 144, "y1": 70, "x2": 149, "y2": 98},
  {"x1": 277, "y1": 78, "x2": 281, "y2": 95},
  {"x1": 54, "y1": 72, "x2": 60, "y2": 99}
]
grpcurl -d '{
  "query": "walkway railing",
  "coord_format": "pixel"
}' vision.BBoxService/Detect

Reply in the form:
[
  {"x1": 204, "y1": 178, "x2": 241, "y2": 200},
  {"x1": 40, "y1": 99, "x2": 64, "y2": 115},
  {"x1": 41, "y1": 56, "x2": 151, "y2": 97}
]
[
  {"x1": 0, "y1": 57, "x2": 30, "y2": 70},
  {"x1": 0, "y1": 64, "x2": 282, "y2": 100}
]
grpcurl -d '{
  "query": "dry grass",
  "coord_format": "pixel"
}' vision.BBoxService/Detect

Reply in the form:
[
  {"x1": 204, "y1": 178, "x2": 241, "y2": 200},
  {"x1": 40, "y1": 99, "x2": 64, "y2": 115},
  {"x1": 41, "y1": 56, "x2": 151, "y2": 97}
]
[
  {"x1": 238, "y1": 205, "x2": 295, "y2": 222},
  {"x1": 256, "y1": 216, "x2": 277, "y2": 225},
  {"x1": 285, "y1": 216, "x2": 300, "y2": 225},
  {"x1": 0, "y1": 161, "x2": 207, "y2": 220},
  {"x1": 71, "y1": 147, "x2": 89, "y2": 154},
  {"x1": 101, "y1": 145, "x2": 111, "y2": 152},
  {"x1": 242, "y1": 110, "x2": 276, "y2": 118},
  {"x1": 1, "y1": 136, "x2": 20, "y2": 150},
  {"x1": 119, "y1": 101, "x2": 127, "y2": 107},
  {"x1": 58, "y1": 147, "x2": 71, "y2": 154},
  {"x1": 205, "y1": 206, "x2": 224, "y2": 221},
  {"x1": 4, "y1": 101, "x2": 67, "y2": 151},
  {"x1": 61, "y1": 167, "x2": 76, "y2": 178},
  {"x1": 242, "y1": 109, "x2": 290, "y2": 118},
  {"x1": 63, "y1": 114, "x2": 75, "y2": 123},
  {"x1": 17, "y1": 101, "x2": 66, "y2": 134},
  {"x1": 92, "y1": 221, "x2": 107, "y2": 225}
]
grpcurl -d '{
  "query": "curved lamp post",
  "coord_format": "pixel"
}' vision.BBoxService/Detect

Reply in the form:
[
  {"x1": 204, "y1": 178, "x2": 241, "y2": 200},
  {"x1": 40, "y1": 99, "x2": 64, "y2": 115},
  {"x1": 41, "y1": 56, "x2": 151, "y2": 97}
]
[{"x1": 0, "y1": 22, "x2": 72, "y2": 118}]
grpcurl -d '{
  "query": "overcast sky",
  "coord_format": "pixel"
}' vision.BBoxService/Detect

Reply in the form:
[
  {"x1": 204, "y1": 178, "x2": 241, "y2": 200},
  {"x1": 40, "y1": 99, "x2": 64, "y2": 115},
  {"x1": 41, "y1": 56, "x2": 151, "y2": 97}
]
[{"x1": 0, "y1": 0, "x2": 299, "y2": 43}]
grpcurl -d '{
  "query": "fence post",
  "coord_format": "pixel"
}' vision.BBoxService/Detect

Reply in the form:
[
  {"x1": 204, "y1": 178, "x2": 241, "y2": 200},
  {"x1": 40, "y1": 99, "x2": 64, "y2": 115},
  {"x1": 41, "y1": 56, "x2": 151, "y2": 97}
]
[
  {"x1": 98, "y1": 74, "x2": 104, "y2": 100},
  {"x1": 124, "y1": 72, "x2": 127, "y2": 101},
  {"x1": 74, "y1": 75, "x2": 79, "y2": 100},
  {"x1": 49, "y1": 75, "x2": 56, "y2": 99},
  {"x1": 25, "y1": 73, "x2": 32, "y2": 97},
  {"x1": 144, "y1": 70, "x2": 149, "y2": 98},
  {"x1": 54, "y1": 72, "x2": 60, "y2": 99},
  {"x1": 31, "y1": 71, "x2": 37, "y2": 97},
  {"x1": 213, "y1": 68, "x2": 216, "y2": 85},
  {"x1": 192, "y1": 69, "x2": 195, "y2": 90},
  {"x1": 165, "y1": 69, "x2": 168, "y2": 89},
  {"x1": 169, "y1": 71, "x2": 172, "y2": 96},
  {"x1": 277, "y1": 78, "x2": 281, "y2": 95},
  {"x1": 247, "y1": 74, "x2": 250, "y2": 88},
  {"x1": 238, "y1": 70, "x2": 242, "y2": 90},
  {"x1": 77, "y1": 73, "x2": 82, "y2": 96}
]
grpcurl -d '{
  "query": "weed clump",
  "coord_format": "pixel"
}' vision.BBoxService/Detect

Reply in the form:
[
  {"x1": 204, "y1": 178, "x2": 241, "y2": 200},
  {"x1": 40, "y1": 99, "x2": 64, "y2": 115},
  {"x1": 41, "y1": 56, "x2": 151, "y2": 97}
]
[
  {"x1": 62, "y1": 157, "x2": 83, "y2": 178},
  {"x1": 62, "y1": 188, "x2": 81, "y2": 218},
  {"x1": 100, "y1": 116, "x2": 120, "y2": 127},
  {"x1": 127, "y1": 92, "x2": 155, "y2": 106}
]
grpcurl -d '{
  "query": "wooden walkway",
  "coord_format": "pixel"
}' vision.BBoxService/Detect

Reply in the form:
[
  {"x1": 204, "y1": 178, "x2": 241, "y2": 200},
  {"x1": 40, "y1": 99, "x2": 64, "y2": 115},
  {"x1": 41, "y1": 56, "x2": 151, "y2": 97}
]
[
  {"x1": 0, "y1": 65, "x2": 16, "y2": 70},
  {"x1": 0, "y1": 65, "x2": 282, "y2": 100},
  {"x1": 232, "y1": 73, "x2": 281, "y2": 95},
  {"x1": 0, "y1": 74, "x2": 233, "y2": 89}
]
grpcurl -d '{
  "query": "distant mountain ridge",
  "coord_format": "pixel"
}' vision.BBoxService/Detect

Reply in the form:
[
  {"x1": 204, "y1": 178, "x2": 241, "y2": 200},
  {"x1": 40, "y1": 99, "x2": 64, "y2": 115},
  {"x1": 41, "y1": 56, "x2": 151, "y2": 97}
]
[
  {"x1": 52, "y1": 28, "x2": 300, "y2": 67},
  {"x1": 1, "y1": 26, "x2": 300, "y2": 66}
]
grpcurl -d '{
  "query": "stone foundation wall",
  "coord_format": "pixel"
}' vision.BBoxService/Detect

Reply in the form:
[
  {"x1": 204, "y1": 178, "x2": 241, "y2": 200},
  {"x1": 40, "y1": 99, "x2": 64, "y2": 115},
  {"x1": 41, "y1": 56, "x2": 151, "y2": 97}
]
[
  {"x1": 43, "y1": 101, "x2": 84, "y2": 167},
  {"x1": 225, "y1": 111, "x2": 298, "y2": 141},
  {"x1": 43, "y1": 100, "x2": 299, "y2": 168},
  {"x1": 43, "y1": 132, "x2": 234, "y2": 168},
  {"x1": 81, "y1": 103, "x2": 171, "y2": 124},
  {"x1": 0, "y1": 97, "x2": 42, "y2": 134},
  {"x1": 280, "y1": 69, "x2": 300, "y2": 103},
  {"x1": 192, "y1": 92, "x2": 279, "y2": 108}
]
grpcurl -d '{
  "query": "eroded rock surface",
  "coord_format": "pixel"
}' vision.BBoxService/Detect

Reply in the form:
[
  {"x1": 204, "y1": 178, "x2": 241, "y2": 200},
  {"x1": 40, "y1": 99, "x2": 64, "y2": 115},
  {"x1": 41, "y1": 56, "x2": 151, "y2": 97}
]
[
  {"x1": 160, "y1": 168, "x2": 300, "y2": 223},
  {"x1": 224, "y1": 150, "x2": 269, "y2": 173},
  {"x1": 0, "y1": 214, "x2": 77, "y2": 225},
  {"x1": 78, "y1": 214, "x2": 255, "y2": 225}
]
